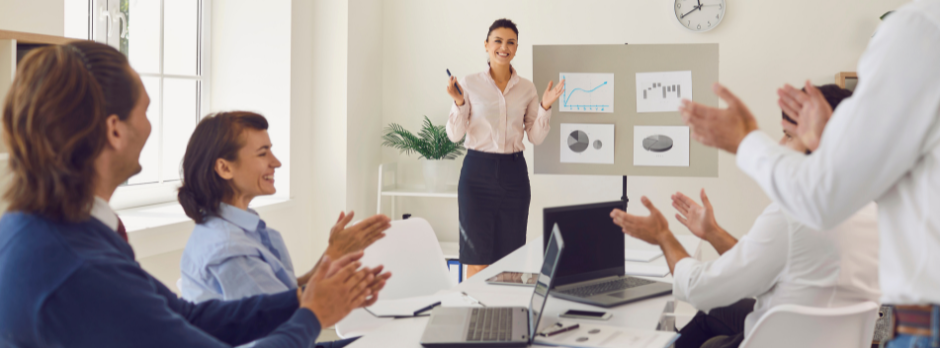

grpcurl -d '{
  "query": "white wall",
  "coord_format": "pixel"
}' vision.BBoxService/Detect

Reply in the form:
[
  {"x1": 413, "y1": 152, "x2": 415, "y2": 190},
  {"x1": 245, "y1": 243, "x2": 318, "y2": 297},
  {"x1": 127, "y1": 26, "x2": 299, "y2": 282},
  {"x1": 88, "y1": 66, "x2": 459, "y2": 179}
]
[
  {"x1": 378, "y1": 0, "x2": 908, "y2": 259},
  {"x1": 346, "y1": 0, "x2": 384, "y2": 217},
  {"x1": 0, "y1": 0, "x2": 64, "y2": 36},
  {"x1": 211, "y1": 0, "x2": 292, "y2": 197}
]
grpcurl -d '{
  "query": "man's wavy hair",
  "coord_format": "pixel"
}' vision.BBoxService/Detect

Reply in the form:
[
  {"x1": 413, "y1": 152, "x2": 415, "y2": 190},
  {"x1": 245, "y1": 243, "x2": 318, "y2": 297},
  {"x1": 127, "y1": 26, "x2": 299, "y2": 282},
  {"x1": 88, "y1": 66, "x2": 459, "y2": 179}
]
[{"x1": 2, "y1": 41, "x2": 139, "y2": 222}]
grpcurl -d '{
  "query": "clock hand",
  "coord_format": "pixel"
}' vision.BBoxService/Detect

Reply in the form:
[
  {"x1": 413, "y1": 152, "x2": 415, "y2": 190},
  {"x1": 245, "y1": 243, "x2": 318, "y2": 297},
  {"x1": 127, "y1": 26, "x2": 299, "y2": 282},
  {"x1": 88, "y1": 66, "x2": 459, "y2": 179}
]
[
  {"x1": 697, "y1": 0, "x2": 702, "y2": 7},
  {"x1": 680, "y1": 5, "x2": 702, "y2": 19}
]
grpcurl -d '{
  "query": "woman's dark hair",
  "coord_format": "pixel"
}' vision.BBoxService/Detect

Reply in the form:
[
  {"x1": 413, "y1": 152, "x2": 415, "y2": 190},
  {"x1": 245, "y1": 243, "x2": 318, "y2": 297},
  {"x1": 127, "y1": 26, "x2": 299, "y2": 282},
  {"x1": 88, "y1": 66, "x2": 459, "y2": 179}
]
[
  {"x1": 781, "y1": 84, "x2": 853, "y2": 125},
  {"x1": 2, "y1": 41, "x2": 139, "y2": 222},
  {"x1": 178, "y1": 111, "x2": 269, "y2": 223},
  {"x1": 487, "y1": 18, "x2": 519, "y2": 40}
]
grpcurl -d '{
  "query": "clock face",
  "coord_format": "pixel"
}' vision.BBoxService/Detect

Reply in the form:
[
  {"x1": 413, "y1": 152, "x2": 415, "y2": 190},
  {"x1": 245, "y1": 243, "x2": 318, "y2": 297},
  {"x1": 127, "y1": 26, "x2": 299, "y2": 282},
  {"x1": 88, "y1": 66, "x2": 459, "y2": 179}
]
[{"x1": 674, "y1": 0, "x2": 725, "y2": 32}]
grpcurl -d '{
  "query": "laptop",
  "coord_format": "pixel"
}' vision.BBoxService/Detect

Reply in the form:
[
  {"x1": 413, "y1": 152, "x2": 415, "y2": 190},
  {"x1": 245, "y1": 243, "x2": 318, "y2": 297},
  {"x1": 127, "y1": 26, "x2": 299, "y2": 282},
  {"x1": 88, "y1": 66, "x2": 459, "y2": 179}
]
[
  {"x1": 543, "y1": 201, "x2": 672, "y2": 308},
  {"x1": 419, "y1": 224, "x2": 565, "y2": 347}
]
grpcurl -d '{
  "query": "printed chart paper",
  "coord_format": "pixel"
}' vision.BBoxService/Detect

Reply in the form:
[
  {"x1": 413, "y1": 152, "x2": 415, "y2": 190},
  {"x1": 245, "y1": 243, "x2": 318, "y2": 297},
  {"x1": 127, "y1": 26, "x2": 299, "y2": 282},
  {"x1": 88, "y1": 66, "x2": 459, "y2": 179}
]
[
  {"x1": 635, "y1": 71, "x2": 692, "y2": 113},
  {"x1": 559, "y1": 72, "x2": 615, "y2": 113},
  {"x1": 633, "y1": 126, "x2": 690, "y2": 167},
  {"x1": 560, "y1": 123, "x2": 615, "y2": 164}
]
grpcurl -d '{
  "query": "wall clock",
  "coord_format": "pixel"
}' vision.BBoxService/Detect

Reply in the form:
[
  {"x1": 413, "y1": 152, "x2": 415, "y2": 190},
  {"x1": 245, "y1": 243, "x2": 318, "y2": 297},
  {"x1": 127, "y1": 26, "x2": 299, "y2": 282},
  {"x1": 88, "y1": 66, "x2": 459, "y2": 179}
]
[{"x1": 674, "y1": 0, "x2": 726, "y2": 32}]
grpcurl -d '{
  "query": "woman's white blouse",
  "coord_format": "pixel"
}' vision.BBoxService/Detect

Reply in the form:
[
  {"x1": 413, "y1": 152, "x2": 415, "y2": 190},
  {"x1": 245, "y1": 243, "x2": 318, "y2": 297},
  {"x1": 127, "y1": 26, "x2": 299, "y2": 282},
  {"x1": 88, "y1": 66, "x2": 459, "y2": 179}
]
[{"x1": 446, "y1": 68, "x2": 552, "y2": 153}]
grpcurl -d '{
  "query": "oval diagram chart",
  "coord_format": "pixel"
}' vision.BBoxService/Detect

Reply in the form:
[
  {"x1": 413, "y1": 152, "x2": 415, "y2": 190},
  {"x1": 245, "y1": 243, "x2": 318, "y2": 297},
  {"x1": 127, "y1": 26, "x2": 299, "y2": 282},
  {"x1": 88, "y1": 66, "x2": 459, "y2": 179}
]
[
  {"x1": 642, "y1": 135, "x2": 673, "y2": 152},
  {"x1": 568, "y1": 130, "x2": 590, "y2": 153}
]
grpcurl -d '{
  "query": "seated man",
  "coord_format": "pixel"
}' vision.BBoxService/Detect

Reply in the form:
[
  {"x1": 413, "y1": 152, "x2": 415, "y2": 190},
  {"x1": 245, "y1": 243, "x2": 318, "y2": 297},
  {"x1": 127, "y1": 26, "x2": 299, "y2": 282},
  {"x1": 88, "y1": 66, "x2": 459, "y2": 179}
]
[{"x1": 611, "y1": 85, "x2": 879, "y2": 348}]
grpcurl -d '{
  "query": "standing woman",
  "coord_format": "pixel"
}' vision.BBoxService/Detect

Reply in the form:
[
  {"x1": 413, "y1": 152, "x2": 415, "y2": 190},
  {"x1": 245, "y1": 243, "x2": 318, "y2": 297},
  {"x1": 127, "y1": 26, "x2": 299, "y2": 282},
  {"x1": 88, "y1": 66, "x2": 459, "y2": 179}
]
[{"x1": 446, "y1": 19, "x2": 565, "y2": 278}]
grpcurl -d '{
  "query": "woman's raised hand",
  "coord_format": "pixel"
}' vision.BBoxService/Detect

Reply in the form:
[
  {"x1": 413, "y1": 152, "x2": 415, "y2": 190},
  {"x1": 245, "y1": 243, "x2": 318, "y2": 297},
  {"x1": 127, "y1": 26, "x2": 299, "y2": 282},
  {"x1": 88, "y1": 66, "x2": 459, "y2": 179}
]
[
  {"x1": 541, "y1": 79, "x2": 566, "y2": 110},
  {"x1": 325, "y1": 211, "x2": 391, "y2": 261},
  {"x1": 446, "y1": 76, "x2": 465, "y2": 106}
]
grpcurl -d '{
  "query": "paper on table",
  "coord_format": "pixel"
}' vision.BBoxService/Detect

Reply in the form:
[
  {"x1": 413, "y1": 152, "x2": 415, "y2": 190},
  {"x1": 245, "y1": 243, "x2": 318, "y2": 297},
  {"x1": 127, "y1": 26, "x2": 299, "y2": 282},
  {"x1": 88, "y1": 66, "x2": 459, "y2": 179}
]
[
  {"x1": 624, "y1": 249, "x2": 663, "y2": 262},
  {"x1": 365, "y1": 295, "x2": 442, "y2": 317},
  {"x1": 624, "y1": 262, "x2": 670, "y2": 278},
  {"x1": 534, "y1": 323, "x2": 677, "y2": 348}
]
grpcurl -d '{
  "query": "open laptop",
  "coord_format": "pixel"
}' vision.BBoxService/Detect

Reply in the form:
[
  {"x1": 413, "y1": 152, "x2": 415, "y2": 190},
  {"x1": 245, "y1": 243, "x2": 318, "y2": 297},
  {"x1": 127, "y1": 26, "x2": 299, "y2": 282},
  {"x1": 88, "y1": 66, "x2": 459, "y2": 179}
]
[
  {"x1": 419, "y1": 224, "x2": 565, "y2": 347},
  {"x1": 543, "y1": 201, "x2": 672, "y2": 308}
]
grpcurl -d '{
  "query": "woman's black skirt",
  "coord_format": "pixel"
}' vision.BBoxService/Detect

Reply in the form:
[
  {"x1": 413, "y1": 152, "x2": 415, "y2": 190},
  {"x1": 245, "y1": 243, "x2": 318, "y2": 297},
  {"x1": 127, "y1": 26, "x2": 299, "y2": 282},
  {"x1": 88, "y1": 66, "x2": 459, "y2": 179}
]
[{"x1": 458, "y1": 149, "x2": 531, "y2": 265}]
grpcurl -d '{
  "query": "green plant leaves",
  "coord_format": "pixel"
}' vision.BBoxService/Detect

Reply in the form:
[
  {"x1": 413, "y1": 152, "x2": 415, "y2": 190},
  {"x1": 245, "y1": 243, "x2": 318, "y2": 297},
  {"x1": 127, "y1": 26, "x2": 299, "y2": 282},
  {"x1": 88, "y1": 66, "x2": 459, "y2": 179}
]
[{"x1": 381, "y1": 116, "x2": 466, "y2": 160}]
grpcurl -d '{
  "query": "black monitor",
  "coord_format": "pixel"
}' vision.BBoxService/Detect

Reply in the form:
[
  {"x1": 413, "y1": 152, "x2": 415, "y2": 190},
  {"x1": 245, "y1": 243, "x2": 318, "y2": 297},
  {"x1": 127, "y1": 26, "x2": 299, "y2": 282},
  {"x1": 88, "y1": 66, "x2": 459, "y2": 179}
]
[{"x1": 543, "y1": 201, "x2": 626, "y2": 287}]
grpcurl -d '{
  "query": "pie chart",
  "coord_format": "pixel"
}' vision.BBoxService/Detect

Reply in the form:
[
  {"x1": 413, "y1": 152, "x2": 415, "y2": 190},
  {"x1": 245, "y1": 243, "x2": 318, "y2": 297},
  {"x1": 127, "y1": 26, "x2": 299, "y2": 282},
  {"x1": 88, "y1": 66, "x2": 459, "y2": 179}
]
[
  {"x1": 642, "y1": 135, "x2": 673, "y2": 152},
  {"x1": 593, "y1": 140, "x2": 603, "y2": 149},
  {"x1": 567, "y1": 130, "x2": 590, "y2": 153}
]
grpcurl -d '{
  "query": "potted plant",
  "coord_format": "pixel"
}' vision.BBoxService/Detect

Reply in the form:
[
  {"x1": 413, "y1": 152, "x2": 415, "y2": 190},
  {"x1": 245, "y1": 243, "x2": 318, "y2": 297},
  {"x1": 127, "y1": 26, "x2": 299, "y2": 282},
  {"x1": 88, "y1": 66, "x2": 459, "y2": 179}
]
[{"x1": 382, "y1": 116, "x2": 466, "y2": 192}]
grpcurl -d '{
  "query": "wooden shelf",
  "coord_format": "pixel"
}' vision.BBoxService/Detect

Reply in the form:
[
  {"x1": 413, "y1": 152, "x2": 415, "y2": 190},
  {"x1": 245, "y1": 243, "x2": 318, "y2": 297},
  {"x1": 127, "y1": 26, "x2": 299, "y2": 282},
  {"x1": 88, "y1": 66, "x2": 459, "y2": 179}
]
[{"x1": 0, "y1": 29, "x2": 75, "y2": 45}]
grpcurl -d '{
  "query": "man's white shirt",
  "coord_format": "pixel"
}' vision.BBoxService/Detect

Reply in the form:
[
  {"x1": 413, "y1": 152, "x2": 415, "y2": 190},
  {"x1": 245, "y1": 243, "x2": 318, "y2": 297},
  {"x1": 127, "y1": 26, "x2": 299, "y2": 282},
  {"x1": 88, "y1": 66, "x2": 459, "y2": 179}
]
[
  {"x1": 736, "y1": 0, "x2": 940, "y2": 305},
  {"x1": 672, "y1": 203, "x2": 880, "y2": 337}
]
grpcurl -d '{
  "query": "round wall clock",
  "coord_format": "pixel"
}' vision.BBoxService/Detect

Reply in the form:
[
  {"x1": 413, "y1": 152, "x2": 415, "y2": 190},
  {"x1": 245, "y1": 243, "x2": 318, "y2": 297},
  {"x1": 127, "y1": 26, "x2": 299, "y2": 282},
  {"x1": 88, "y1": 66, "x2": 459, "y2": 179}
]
[{"x1": 674, "y1": 0, "x2": 726, "y2": 32}]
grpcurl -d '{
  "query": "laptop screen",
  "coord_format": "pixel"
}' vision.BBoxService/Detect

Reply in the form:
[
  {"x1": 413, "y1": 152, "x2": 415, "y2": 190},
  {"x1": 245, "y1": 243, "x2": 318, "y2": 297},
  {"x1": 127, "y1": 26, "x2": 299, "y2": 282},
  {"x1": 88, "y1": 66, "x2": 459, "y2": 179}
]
[
  {"x1": 528, "y1": 224, "x2": 565, "y2": 342},
  {"x1": 543, "y1": 201, "x2": 625, "y2": 287}
]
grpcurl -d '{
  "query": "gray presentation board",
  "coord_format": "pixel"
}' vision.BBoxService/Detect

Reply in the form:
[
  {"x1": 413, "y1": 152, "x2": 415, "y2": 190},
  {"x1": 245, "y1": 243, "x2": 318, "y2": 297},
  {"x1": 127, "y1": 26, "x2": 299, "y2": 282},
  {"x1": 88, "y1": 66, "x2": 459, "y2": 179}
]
[{"x1": 533, "y1": 44, "x2": 719, "y2": 177}]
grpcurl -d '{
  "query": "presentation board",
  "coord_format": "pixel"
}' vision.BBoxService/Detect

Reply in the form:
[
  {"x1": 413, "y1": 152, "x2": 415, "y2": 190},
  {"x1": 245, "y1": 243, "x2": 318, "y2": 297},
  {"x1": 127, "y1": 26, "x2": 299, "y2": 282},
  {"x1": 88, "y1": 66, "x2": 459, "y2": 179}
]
[{"x1": 533, "y1": 44, "x2": 719, "y2": 177}]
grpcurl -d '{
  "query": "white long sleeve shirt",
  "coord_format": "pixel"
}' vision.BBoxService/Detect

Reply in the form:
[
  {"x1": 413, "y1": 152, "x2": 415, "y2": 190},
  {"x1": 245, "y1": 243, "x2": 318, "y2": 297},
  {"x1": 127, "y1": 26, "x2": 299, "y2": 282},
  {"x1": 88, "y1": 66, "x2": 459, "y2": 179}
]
[
  {"x1": 735, "y1": 0, "x2": 940, "y2": 305},
  {"x1": 446, "y1": 67, "x2": 552, "y2": 153},
  {"x1": 672, "y1": 203, "x2": 880, "y2": 338}
]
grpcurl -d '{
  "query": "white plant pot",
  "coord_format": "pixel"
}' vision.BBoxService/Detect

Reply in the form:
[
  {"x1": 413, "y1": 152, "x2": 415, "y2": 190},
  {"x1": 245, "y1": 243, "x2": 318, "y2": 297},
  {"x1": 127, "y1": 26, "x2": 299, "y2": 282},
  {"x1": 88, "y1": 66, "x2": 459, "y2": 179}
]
[{"x1": 423, "y1": 159, "x2": 451, "y2": 192}]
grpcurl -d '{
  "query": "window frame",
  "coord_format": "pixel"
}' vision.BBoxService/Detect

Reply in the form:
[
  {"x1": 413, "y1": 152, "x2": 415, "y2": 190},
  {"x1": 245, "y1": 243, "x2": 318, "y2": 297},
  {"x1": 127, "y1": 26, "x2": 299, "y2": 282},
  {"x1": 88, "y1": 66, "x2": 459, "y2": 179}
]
[{"x1": 85, "y1": 0, "x2": 212, "y2": 210}]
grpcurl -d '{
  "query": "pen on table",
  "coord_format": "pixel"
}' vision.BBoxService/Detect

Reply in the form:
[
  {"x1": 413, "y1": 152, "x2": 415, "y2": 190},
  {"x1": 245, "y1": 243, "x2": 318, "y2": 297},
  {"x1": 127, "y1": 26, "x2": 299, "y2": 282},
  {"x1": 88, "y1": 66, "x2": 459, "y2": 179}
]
[
  {"x1": 413, "y1": 301, "x2": 442, "y2": 316},
  {"x1": 446, "y1": 69, "x2": 463, "y2": 95},
  {"x1": 461, "y1": 291, "x2": 486, "y2": 307},
  {"x1": 544, "y1": 323, "x2": 580, "y2": 337}
]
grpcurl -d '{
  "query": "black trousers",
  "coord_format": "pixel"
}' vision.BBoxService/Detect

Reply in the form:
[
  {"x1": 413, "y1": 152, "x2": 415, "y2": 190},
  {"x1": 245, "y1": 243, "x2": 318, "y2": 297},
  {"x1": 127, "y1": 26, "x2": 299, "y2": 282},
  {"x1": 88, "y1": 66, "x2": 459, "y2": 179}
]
[
  {"x1": 675, "y1": 299, "x2": 756, "y2": 348},
  {"x1": 458, "y1": 150, "x2": 531, "y2": 265}
]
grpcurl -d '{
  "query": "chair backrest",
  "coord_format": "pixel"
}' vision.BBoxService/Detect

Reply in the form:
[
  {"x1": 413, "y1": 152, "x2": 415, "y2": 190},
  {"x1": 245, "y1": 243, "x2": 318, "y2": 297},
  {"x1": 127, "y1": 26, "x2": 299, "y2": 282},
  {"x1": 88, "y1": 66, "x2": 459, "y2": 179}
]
[
  {"x1": 356, "y1": 217, "x2": 453, "y2": 299},
  {"x1": 740, "y1": 302, "x2": 880, "y2": 348},
  {"x1": 335, "y1": 217, "x2": 453, "y2": 338}
]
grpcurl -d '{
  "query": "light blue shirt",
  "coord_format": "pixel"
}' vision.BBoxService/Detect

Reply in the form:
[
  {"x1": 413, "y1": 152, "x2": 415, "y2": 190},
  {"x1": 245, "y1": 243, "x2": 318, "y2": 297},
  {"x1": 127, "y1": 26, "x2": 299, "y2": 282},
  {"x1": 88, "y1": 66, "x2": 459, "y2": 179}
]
[{"x1": 180, "y1": 203, "x2": 298, "y2": 303}]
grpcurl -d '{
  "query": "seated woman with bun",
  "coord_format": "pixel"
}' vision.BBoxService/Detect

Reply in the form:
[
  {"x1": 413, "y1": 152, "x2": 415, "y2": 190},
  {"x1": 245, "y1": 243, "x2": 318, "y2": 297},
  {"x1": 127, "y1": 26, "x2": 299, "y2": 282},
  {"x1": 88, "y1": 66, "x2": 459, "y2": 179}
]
[{"x1": 178, "y1": 111, "x2": 392, "y2": 304}]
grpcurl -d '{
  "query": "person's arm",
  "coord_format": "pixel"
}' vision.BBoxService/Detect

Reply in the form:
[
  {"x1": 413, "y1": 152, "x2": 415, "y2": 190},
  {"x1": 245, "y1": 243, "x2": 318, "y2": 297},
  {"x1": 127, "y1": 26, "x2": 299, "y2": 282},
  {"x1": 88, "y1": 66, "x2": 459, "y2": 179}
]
[
  {"x1": 208, "y1": 255, "x2": 293, "y2": 301},
  {"x1": 671, "y1": 190, "x2": 738, "y2": 255},
  {"x1": 524, "y1": 80, "x2": 564, "y2": 145},
  {"x1": 685, "y1": 11, "x2": 940, "y2": 230},
  {"x1": 671, "y1": 205, "x2": 789, "y2": 311},
  {"x1": 610, "y1": 196, "x2": 690, "y2": 274},
  {"x1": 41, "y1": 261, "x2": 319, "y2": 348},
  {"x1": 446, "y1": 77, "x2": 471, "y2": 143}
]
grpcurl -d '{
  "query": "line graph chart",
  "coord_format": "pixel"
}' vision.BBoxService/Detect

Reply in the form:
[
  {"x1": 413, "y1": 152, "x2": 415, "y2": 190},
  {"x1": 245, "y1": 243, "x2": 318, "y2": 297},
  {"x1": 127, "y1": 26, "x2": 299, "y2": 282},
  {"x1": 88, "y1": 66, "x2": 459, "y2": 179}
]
[{"x1": 559, "y1": 72, "x2": 615, "y2": 113}]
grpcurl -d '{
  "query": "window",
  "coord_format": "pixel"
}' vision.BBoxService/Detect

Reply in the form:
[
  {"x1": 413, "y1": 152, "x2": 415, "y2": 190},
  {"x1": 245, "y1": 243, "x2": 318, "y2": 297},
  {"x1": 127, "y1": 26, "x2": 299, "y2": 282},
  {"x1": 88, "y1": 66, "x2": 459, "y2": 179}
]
[{"x1": 83, "y1": 0, "x2": 211, "y2": 209}]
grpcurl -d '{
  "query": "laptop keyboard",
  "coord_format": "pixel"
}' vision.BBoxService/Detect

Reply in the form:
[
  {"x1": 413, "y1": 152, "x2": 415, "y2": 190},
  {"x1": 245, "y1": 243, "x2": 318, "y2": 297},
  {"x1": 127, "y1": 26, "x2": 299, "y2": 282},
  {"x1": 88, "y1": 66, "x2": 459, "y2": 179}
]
[
  {"x1": 558, "y1": 277, "x2": 656, "y2": 298},
  {"x1": 466, "y1": 308, "x2": 514, "y2": 342}
]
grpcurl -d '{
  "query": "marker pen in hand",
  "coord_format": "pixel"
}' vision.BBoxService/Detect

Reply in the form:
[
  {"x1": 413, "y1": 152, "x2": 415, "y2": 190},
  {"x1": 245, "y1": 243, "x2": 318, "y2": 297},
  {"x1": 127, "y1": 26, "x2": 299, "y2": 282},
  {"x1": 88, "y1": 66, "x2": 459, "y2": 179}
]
[{"x1": 446, "y1": 69, "x2": 463, "y2": 95}]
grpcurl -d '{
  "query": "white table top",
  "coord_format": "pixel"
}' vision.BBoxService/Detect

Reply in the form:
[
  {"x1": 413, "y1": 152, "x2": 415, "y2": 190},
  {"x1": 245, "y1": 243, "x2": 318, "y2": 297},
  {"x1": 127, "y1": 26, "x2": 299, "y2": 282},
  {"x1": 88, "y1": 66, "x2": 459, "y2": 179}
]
[{"x1": 346, "y1": 235, "x2": 702, "y2": 348}]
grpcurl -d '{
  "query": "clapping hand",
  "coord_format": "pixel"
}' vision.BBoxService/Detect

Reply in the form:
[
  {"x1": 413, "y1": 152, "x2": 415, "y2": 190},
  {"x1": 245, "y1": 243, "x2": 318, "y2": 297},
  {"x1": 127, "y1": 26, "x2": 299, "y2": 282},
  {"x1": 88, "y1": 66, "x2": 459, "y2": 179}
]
[
  {"x1": 325, "y1": 212, "x2": 391, "y2": 261},
  {"x1": 300, "y1": 252, "x2": 377, "y2": 328},
  {"x1": 610, "y1": 196, "x2": 671, "y2": 246},
  {"x1": 541, "y1": 79, "x2": 566, "y2": 110},
  {"x1": 679, "y1": 83, "x2": 759, "y2": 154},
  {"x1": 777, "y1": 81, "x2": 833, "y2": 152},
  {"x1": 672, "y1": 189, "x2": 721, "y2": 240}
]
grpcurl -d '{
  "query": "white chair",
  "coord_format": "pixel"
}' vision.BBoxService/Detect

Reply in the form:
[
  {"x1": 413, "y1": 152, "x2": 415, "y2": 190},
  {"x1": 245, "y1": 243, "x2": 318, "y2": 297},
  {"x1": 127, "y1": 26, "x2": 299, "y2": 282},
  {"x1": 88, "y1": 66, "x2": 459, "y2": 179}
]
[
  {"x1": 334, "y1": 217, "x2": 453, "y2": 338},
  {"x1": 739, "y1": 301, "x2": 880, "y2": 348}
]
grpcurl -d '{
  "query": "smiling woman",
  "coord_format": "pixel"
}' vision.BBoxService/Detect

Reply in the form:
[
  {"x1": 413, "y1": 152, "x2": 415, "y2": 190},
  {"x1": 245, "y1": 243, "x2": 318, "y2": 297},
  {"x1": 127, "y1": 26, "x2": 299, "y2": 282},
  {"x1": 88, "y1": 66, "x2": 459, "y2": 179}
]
[{"x1": 176, "y1": 111, "x2": 392, "y2": 312}]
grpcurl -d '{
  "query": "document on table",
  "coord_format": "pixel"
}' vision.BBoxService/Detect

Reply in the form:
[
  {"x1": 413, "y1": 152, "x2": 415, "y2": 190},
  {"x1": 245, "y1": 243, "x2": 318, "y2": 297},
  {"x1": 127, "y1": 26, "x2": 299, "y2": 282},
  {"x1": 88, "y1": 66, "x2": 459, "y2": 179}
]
[
  {"x1": 534, "y1": 323, "x2": 678, "y2": 348},
  {"x1": 365, "y1": 292, "x2": 483, "y2": 317}
]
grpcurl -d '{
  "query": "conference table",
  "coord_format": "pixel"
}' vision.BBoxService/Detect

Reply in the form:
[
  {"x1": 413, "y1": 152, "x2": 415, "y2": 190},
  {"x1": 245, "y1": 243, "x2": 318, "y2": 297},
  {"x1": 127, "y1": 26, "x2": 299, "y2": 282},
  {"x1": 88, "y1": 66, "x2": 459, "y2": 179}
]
[{"x1": 346, "y1": 235, "x2": 703, "y2": 348}]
